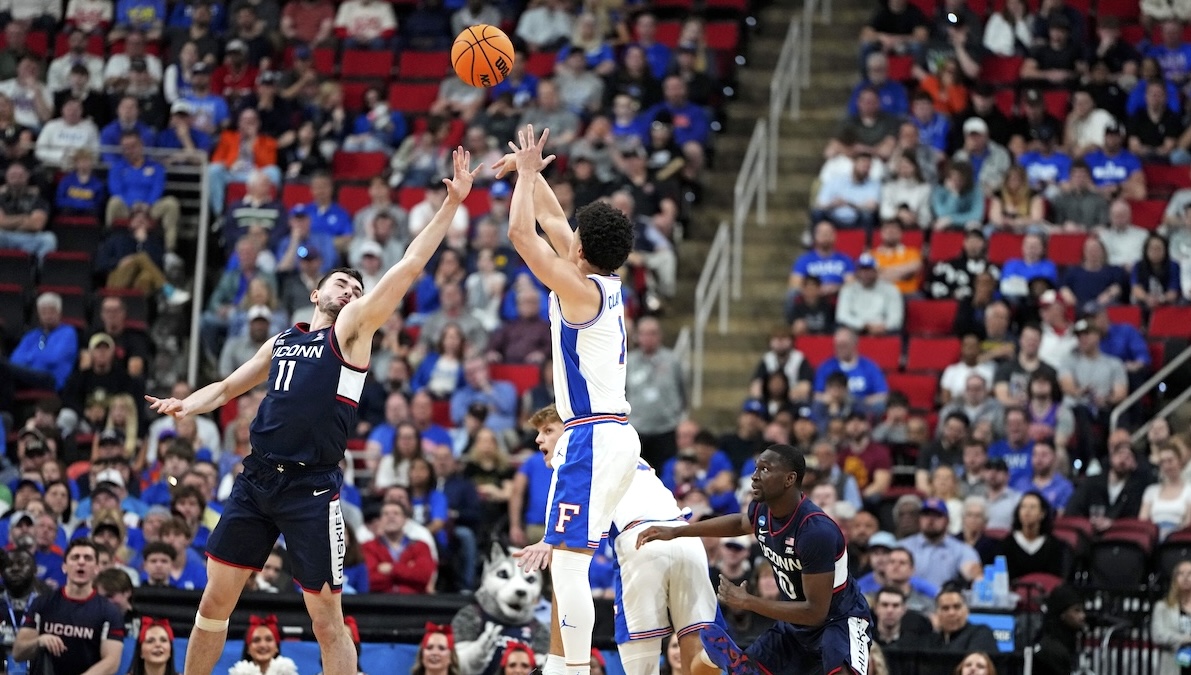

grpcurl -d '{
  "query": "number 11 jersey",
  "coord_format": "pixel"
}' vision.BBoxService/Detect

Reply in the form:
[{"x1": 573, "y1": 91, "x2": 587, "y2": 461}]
[
  {"x1": 747, "y1": 496, "x2": 870, "y2": 636},
  {"x1": 250, "y1": 323, "x2": 367, "y2": 467}
]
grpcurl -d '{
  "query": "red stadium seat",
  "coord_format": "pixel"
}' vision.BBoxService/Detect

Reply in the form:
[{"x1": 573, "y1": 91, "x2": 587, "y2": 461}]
[
  {"x1": 431, "y1": 399, "x2": 453, "y2": 427},
  {"x1": 857, "y1": 335, "x2": 901, "y2": 371},
  {"x1": 462, "y1": 187, "x2": 491, "y2": 217},
  {"x1": 340, "y1": 81, "x2": 372, "y2": 111},
  {"x1": 988, "y1": 232, "x2": 1024, "y2": 265},
  {"x1": 313, "y1": 48, "x2": 336, "y2": 73},
  {"x1": 1098, "y1": 0, "x2": 1140, "y2": 21},
  {"x1": 905, "y1": 337, "x2": 961, "y2": 373},
  {"x1": 342, "y1": 50, "x2": 394, "y2": 79},
  {"x1": 901, "y1": 229, "x2": 925, "y2": 249},
  {"x1": 226, "y1": 183, "x2": 247, "y2": 206},
  {"x1": 907, "y1": 0, "x2": 935, "y2": 16},
  {"x1": 906, "y1": 299, "x2": 958, "y2": 337},
  {"x1": 655, "y1": 21, "x2": 683, "y2": 47},
  {"x1": 490, "y1": 363, "x2": 540, "y2": 396},
  {"x1": 981, "y1": 56, "x2": 1025, "y2": 86},
  {"x1": 1048, "y1": 232, "x2": 1086, "y2": 266},
  {"x1": 835, "y1": 229, "x2": 867, "y2": 259},
  {"x1": 994, "y1": 89, "x2": 1015, "y2": 117},
  {"x1": 1143, "y1": 164, "x2": 1191, "y2": 194},
  {"x1": 1106, "y1": 304, "x2": 1142, "y2": 328},
  {"x1": 704, "y1": 0, "x2": 746, "y2": 11},
  {"x1": 1151, "y1": 340, "x2": 1166, "y2": 368},
  {"x1": 1130, "y1": 199, "x2": 1167, "y2": 230},
  {"x1": 1042, "y1": 90, "x2": 1070, "y2": 121},
  {"x1": 25, "y1": 31, "x2": 48, "y2": 57},
  {"x1": 704, "y1": 22, "x2": 740, "y2": 51},
  {"x1": 388, "y1": 82, "x2": 439, "y2": 114},
  {"x1": 653, "y1": 0, "x2": 695, "y2": 10},
  {"x1": 524, "y1": 51, "x2": 557, "y2": 78},
  {"x1": 927, "y1": 230, "x2": 964, "y2": 262},
  {"x1": 397, "y1": 187, "x2": 425, "y2": 210},
  {"x1": 1150, "y1": 306, "x2": 1191, "y2": 338},
  {"x1": 885, "y1": 373, "x2": 938, "y2": 410},
  {"x1": 398, "y1": 50, "x2": 452, "y2": 80},
  {"x1": 795, "y1": 335, "x2": 834, "y2": 368},
  {"x1": 338, "y1": 185, "x2": 371, "y2": 214},
  {"x1": 282, "y1": 183, "x2": 313, "y2": 210},
  {"x1": 54, "y1": 32, "x2": 105, "y2": 57},
  {"x1": 332, "y1": 152, "x2": 389, "y2": 181}
]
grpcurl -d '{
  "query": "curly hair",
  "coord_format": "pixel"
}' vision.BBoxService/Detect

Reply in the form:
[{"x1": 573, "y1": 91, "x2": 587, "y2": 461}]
[{"x1": 576, "y1": 201, "x2": 634, "y2": 274}]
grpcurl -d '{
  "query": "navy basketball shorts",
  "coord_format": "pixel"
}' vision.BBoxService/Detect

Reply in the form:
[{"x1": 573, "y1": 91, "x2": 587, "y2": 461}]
[
  {"x1": 745, "y1": 616, "x2": 872, "y2": 675},
  {"x1": 206, "y1": 453, "x2": 347, "y2": 593}
]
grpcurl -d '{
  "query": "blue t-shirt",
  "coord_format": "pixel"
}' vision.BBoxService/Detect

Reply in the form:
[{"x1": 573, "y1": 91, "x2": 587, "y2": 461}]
[
  {"x1": 490, "y1": 75, "x2": 539, "y2": 109},
  {"x1": 1101, "y1": 323, "x2": 1150, "y2": 366},
  {"x1": 1000, "y1": 258, "x2": 1059, "y2": 297},
  {"x1": 813, "y1": 357, "x2": 888, "y2": 398},
  {"x1": 115, "y1": 0, "x2": 164, "y2": 30},
  {"x1": 987, "y1": 440, "x2": 1034, "y2": 485},
  {"x1": 1011, "y1": 475, "x2": 1073, "y2": 511},
  {"x1": 1061, "y1": 265, "x2": 1127, "y2": 307},
  {"x1": 411, "y1": 490, "x2": 451, "y2": 548},
  {"x1": 914, "y1": 113, "x2": 950, "y2": 152},
  {"x1": 1147, "y1": 44, "x2": 1191, "y2": 83},
  {"x1": 1084, "y1": 149, "x2": 1143, "y2": 187},
  {"x1": 33, "y1": 550, "x2": 65, "y2": 588},
  {"x1": 1126, "y1": 79, "x2": 1181, "y2": 117},
  {"x1": 367, "y1": 423, "x2": 398, "y2": 455},
  {"x1": 517, "y1": 452, "x2": 553, "y2": 527},
  {"x1": 168, "y1": 559, "x2": 208, "y2": 590},
  {"x1": 661, "y1": 450, "x2": 739, "y2": 514},
  {"x1": 182, "y1": 93, "x2": 230, "y2": 133},
  {"x1": 848, "y1": 80, "x2": 909, "y2": 117},
  {"x1": 309, "y1": 202, "x2": 353, "y2": 239},
  {"x1": 1019, "y1": 151, "x2": 1072, "y2": 188},
  {"x1": 792, "y1": 251, "x2": 856, "y2": 286}
]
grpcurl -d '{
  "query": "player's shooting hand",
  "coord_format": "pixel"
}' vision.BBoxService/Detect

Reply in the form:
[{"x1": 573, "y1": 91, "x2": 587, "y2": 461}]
[
  {"x1": 144, "y1": 395, "x2": 187, "y2": 419},
  {"x1": 511, "y1": 540, "x2": 552, "y2": 571},
  {"x1": 491, "y1": 152, "x2": 517, "y2": 179},
  {"x1": 37, "y1": 634, "x2": 66, "y2": 656},
  {"x1": 444, "y1": 146, "x2": 482, "y2": 203},
  {"x1": 508, "y1": 124, "x2": 555, "y2": 175},
  {"x1": 716, "y1": 576, "x2": 752, "y2": 611},
  {"x1": 635, "y1": 525, "x2": 676, "y2": 549}
]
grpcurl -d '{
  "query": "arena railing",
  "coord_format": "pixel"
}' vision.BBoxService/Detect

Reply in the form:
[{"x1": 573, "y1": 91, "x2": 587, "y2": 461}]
[{"x1": 1109, "y1": 343, "x2": 1191, "y2": 442}]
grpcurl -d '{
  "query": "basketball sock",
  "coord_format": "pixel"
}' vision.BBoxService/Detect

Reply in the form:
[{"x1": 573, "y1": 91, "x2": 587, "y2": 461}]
[
  {"x1": 544, "y1": 654, "x2": 566, "y2": 675},
  {"x1": 550, "y1": 549, "x2": 595, "y2": 675}
]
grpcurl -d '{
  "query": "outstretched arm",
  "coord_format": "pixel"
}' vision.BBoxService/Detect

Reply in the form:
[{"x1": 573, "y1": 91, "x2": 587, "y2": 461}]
[
  {"x1": 506, "y1": 126, "x2": 592, "y2": 308},
  {"x1": 635, "y1": 512, "x2": 751, "y2": 548},
  {"x1": 494, "y1": 154, "x2": 573, "y2": 254},
  {"x1": 145, "y1": 337, "x2": 274, "y2": 419},
  {"x1": 338, "y1": 147, "x2": 479, "y2": 336}
]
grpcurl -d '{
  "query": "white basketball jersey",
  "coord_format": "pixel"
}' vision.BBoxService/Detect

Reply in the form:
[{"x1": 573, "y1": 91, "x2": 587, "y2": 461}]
[
  {"x1": 549, "y1": 274, "x2": 631, "y2": 420},
  {"x1": 610, "y1": 460, "x2": 684, "y2": 535}
]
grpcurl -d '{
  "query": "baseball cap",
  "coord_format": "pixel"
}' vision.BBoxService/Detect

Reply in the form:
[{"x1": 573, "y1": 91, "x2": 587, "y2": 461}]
[
  {"x1": 191, "y1": 62, "x2": 212, "y2": 75},
  {"x1": 89, "y1": 332, "x2": 115, "y2": 349},
  {"x1": 257, "y1": 70, "x2": 281, "y2": 85},
  {"x1": 868, "y1": 531, "x2": 897, "y2": 550},
  {"x1": 9, "y1": 511, "x2": 33, "y2": 527},
  {"x1": 793, "y1": 405, "x2": 814, "y2": 421},
  {"x1": 722, "y1": 535, "x2": 752, "y2": 550},
  {"x1": 95, "y1": 468, "x2": 126, "y2": 488},
  {"x1": 921, "y1": 497, "x2": 949, "y2": 517},
  {"x1": 1080, "y1": 300, "x2": 1106, "y2": 318},
  {"x1": 489, "y1": 181, "x2": 511, "y2": 199},
  {"x1": 289, "y1": 203, "x2": 310, "y2": 218},
  {"x1": 857, "y1": 253, "x2": 877, "y2": 269},
  {"x1": 246, "y1": 305, "x2": 272, "y2": 322},
  {"x1": 98, "y1": 429, "x2": 125, "y2": 446},
  {"x1": 1031, "y1": 125, "x2": 1056, "y2": 143},
  {"x1": 1105, "y1": 120, "x2": 1124, "y2": 135},
  {"x1": 14, "y1": 479, "x2": 42, "y2": 495},
  {"x1": 741, "y1": 399, "x2": 768, "y2": 418},
  {"x1": 1073, "y1": 318, "x2": 1096, "y2": 334},
  {"x1": 986, "y1": 458, "x2": 1009, "y2": 472},
  {"x1": 226, "y1": 39, "x2": 248, "y2": 53},
  {"x1": 170, "y1": 100, "x2": 194, "y2": 115},
  {"x1": 1039, "y1": 289, "x2": 1062, "y2": 307},
  {"x1": 145, "y1": 505, "x2": 173, "y2": 520},
  {"x1": 357, "y1": 240, "x2": 384, "y2": 259},
  {"x1": 963, "y1": 117, "x2": 989, "y2": 135},
  {"x1": 91, "y1": 520, "x2": 123, "y2": 540}
]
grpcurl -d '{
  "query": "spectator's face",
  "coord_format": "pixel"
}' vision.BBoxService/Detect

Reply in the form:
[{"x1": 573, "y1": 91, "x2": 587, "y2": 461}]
[
  {"x1": 1108, "y1": 434, "x2": 1136, "y2": 475},
  {"x1": 885, "y1": 550, "x2": 913, "y2": 583},
  {"x1": 63, "y1": 544, "x2": 99, "y2": 585},
  {"x1": 875, "y1": 591, "x2": 906, "y2": 627},
  {"x1": 62, "y1": 100, "x2": 83, "y2": 125},
  {"x1": 635, "y1": 14, "x2": 656, "y2": 41},
  {"x1": 959, "y1": 653, "x2": 991, "y2": 675},
  {"x1": 879, "y1": 222, "x2": 901, "y2": 246},
  {"x1": 868, "y1": 546, "x2": 890, "y2": 573},
  {"x1": 312, "y1": 175, "x2": 332, "y2": 203},
  {"x1": 420, "y1": 634, "x2": 451, "y2": 671},
  {"x1": 248, "y1": 626, "x2": 280, "y2": 663},
  {"x1": 962, "y1": 502, "x2": 987, "y2": 533},
  {"x1": 411, "y1": 393, "x2": 433, "y2": 424},
  {"x1": 1163, "y1": 20, "x2": 1182, "y2": 47},
  {"x1": 504, "y1": 650, "x2": 533, "y2": 675},
  {"x1": 919, "y1": 510, "x2": 948, "y2": 537},
  {"x1": 833, "y1": 330, "x2": 857, "y2": 361},
  {"x1": 857, "y1": 91, "x2": 879, "y2": 117},
  {"x1": 1017, "y1": 493, "x2": 1044, "y2": 529},
  {"x1": 537, "y1": 82, "x2": 559, "y2": 109},
  {"x1": 663, "y1": 77, "x2": 686, "y2": 106},
  {"x1": 849, "y1": 512, "x2": 878, "y2": 545},
  {"x1": 121, "y1": 136, "x2": 143, "y2": 163},
  {"x1": 636, "y1": 318, "x2": 661, "y2": 353},
  {"x1": 935, "y1": 592, "x2": 969, "y2": 632},
  {"x1": 143, "y1": 552, "x2": 172, "y2": 582},
  {"x1": 1032, "y1": 443, "x2": 1057, "y2": 475},
  {"x1": 380, "y1": 503, "x2": 408, "y2": 537},
  {"x1": 174, "y1": 496, "x2": 202, "y2": 522},
  {"x1": 4, "y1": 23, "x2": 24, "y2": 48},
  {"x1": 140, "y1": 625, "x2": 173, "y2": 666},
  {"x1": 239, "y1": 111, "x2": 260, "y2": 136},
  {"x1": 1005, "y1": 412, "x2": 1027, "y2": 443},
  {"x1": 260, "y1": 553, "x2": 284, "y2": 584},
  {"x1": 853, "y1": 155, "x2": 873, "y2": 178},
  {"x1": 865, "y1": 57, "x2": 887, "y2": 84}
]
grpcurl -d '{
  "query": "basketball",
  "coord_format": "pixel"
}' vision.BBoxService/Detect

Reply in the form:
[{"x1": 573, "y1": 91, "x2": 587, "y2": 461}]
[{"x1": 452, "y1": 24, "x2": 515, "y2": 88}]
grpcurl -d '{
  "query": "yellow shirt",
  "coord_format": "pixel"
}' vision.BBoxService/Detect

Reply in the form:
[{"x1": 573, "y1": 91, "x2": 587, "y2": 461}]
[{"x1": 872, "y1": 245, "x2": 922, "y2": 294}]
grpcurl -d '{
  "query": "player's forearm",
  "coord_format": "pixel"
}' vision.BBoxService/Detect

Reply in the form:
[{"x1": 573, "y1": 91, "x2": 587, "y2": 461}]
[
  {"x1": 742, "y1": 596, "x2": 828, "y2": 627},
  {"x1": 532, "y1": 173, "x2": 573, "y2": 248},
  {"x1": 182, "y1": 380, "x2": 233, "y2": 416},
  {"x1": 403, "y1": 195, "x2": 461, "y2": 266},
  {"x1": 508, "y1": 172, "x2": 538, "y2": 244},
  {"x1": 12, "y1": 632, "x2": 38, "y2": 660},
  {"x1": 670, "y1": 514, "x2": 749, "y2": 539}
]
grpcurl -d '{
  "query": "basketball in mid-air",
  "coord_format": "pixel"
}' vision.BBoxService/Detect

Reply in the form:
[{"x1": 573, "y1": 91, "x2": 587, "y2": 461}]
[{"x1": 452, "y1": 24, "x2": 515, "y2": 88}]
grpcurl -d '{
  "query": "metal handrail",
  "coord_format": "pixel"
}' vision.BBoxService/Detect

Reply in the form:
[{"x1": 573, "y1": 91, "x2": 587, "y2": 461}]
[
  {"x1": 1110, "y1": 342, "x2": 1191, "y2": 441},
  {"x1": 732, "y1": 119, "x2": 768, "y2": 298},
  {"x1": 187, "y1": 156, "x2": 211, "y2": 388},
  {"x1": 691, "y1": 223, "x2": 731, "y2": 409},
  {"x1": 672, "y1": 325, "x2": 692, "y2": 392}
]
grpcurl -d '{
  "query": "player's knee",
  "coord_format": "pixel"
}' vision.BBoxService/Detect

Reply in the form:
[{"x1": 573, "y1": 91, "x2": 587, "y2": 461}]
[{"x1": 617, "y1": 639, "x2": 661, "y2": 675}]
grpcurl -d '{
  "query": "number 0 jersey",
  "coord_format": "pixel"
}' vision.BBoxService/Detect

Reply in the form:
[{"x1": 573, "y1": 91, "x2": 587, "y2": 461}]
[
  {"x1": 747, "y1": 497, "x2": 870, "y2": 635},
  {"x1": 549, "y1": 275, "x2": 631, "y2": 421},
  {"x1": 250, "y1": 323, "x2": 367, "y2": 466}
]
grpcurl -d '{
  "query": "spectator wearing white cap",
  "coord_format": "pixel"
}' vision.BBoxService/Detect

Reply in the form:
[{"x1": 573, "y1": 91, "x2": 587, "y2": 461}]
[
  {"x1": 952, "y1": 116, "x2": 1011, "y2": 195},
  {"x1": 351, "y1": 239, "x2": 385, "y2": 291},
  {"x1": 1037, "y1": 289, "x2": 1077, "y2": 368},
  {"x1": 836, "y1": 253, "x2": 904, "y2": 335}
]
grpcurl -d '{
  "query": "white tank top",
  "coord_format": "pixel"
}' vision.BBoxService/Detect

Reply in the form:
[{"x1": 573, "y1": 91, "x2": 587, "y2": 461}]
[{"x1": 549, "y1": 274, "x2": 631, "y2": 420}]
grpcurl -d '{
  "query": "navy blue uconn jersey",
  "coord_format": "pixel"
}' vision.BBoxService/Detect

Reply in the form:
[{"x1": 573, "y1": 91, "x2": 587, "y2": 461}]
[
  {"x1": 747, "y1": 497, "x2": 869, "y2": 634},
  {"x1": 250, "y1": 323, "x2": 367, "y2": 466}
]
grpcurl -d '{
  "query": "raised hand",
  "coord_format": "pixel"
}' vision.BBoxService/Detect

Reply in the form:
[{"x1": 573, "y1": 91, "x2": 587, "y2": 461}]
[
  {"x1": 490, "y1": 152, "x2": 517, "y2": 179},
  {"x1": 508, "y1": 124, "x2": 555, "y2": 175},
  {"x1": 443, "y1": 146, "x2": 482, "y2": 203}
]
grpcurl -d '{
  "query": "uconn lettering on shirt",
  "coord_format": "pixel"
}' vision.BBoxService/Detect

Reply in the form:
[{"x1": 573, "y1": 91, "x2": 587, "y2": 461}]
[
  {"x1": 759, "y1": 541, "x2": 802, "y2": 573},
  {"x1": 272, "y1": 344, "x2": 324, "y2": 359},
  {"x1": 41, "y1": 622, "x2": 95, "y2": 640}
]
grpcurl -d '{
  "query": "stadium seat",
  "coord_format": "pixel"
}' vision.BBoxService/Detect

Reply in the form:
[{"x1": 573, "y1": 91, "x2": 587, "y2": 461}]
[
  {"x1": 332, "y1": 152, "x2": 389, "y2": 182},
  {"x1": 1142, "y1": 164, "x2": 1191, "y2": 197},
  {"x1": 0, "y1": 249, "x2": 32, "y2": 286},
  {"x1": 462, "y1": 187, "x2": 491, "y2": 217},
  {"x1": 984, "y1": 528, "x2": 1009, "y2": 541},
  {"x1": 1104, "y1": 518, "x2": 1160, "y2": 545},
  {"x1": 1156, "y1": 538, "x2": 1191, "y2": 581},
  {"x1": 397, "y1": 187, "x2": 425, "y2": 211},
  {"x1": 885, "y1": 373, "x2": 938, "y2": 410},
  {"x1": 704, "y1": 22, "x2": 741, "y2": 51},
  {"x1": 1098, "y1": 0, "x2": 1140, "y2": 21},
  {"x1": 397, "y1": 50, "x2": 451, "y2": 80},
  {"x1": 282, "y1": 183, "x2": 313, "y2": 211},
  {"x1": 901, "y1": 229, "x2": 925, "y2": 249},
  {"x1": 655, "y1": 21, "x2": 683, "y2": 47},
  {"x1": 905, "y1": 337, "x2": 961, "y2": 373},
  {"x1": 857, "y1": 335, "x2": 901, "y2": 370},
  {"x1": 835, "y1": 229, "x2": 867, "y2": 259},
  {"x1": 54, "y1": 32, "x2": 105, "y2": 57},
  {"x1": 40, "y1": 251, "x2": 93, "y2": 291},
  {"x1": 1054, "y1": 515, "x2": 1094, "y2": 540},
  {"x1": 1150, "y1": 306, "x2": 1191, "y2": 338},
  {"x1": 1047, "y1": 232, "x2": 1086, "y2": 267},
  {"x1": 905, "y1": 299, "x2": 957, "y2": 337},
  {"x1": 1013, "y1": 572, "x2": 1064, "y2": 612},
  {"x1": 987, "y1": 232, "x2": 1024, "y2": 265},
  {"x1": 1130, "y1": 199, "x2": 1167, "y2": 230},
  {"x1": 388, "y1": 82, "x2": 439, "y2": 114},
  {"x1": 489, "y1": 363, "x2": 540, "y2": 396},
  {"x1": 524, "y1": 51, "x2": 557, "y2": 78},
  {"x1": 994, "y1": 89, "x2": 1015, "y2": 117},
  {"x1": 703, "y1": 0, "x2": 746, "y2": 10},
  {"x1": 55, "y1": 221, "x2": 104, "y2": 253},
  {"x1": 1150, "y1": 340, "x2": 1166, "y2": 369},
  {"x1": 966, "y1": 0, "x2": 989, "y2": 16},
  {"x1": 1105, "y1": 304, "x2": 1141, "y2": 328},
  {"x1": 25, "y1": 30, "x2": 48, "y2": 57},
  {"x1": 1089, "y1": 530, "x2": 1153, "y2": 591},
  {"x1": 0, "y1": 283, "x2": 26, "y2": 342},
  {"x1": 795, "y1": 335, "x2": 834, "y2": 367},
  {"x1": 652, "y1": 0, "x2": 695, "y2": 11},
  {"x1": 340, "y1": 81, "x2": 372, "y2": 111},
  {"x1": 431, "y1": 399, "x2": 453, "y2": 427},
  {"x1": 1042, "y1": 90, "x2": 1070, "y2": 121},
  {"x1": 981, "y1": 56, "x2": 1025, "y2": 86},
  {"x1": 927, "y1": 230, "x2": 964, "y2": 263},
  {"x1": 339, "y1": 185, "x2": 371, "y2": 214},
  {"x1": 342, "y1": 50, "x2": 394, "y2": 79},
  {"x1": 906, "y1": 0, "x2": 935, "y2": 16}
]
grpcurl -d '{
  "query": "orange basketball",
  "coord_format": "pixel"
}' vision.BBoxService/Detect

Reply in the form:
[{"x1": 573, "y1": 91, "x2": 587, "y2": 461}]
[{"x1": 452, "y1": 24, "x2": 515, "y2": 88}]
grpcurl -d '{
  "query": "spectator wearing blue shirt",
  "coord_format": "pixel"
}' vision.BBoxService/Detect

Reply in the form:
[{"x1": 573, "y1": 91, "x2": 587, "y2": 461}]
[
  {"x1": 988, "y1": 409, "x2": 1035, "y2": 486},
  {"x1": 159, "y1": 516, "x2": 208, "y2": 590},
  {"x1": 1000, "y1": 233, "x2": 1059, "y2": 302},
  {"x1": 489, "y1": 48, "x2": 538, "y2": 110},
  {"x1": 180, "y1": 62, "x2": 230, "y2": 136},
  {"x1": 511, "y1": 415, "x2": 554, "y2": 546},
  {"x1": 113, "y1": 0, "x2": 165, "y2": 41},
  {"x1": 632, "y1": 13, "x2": 672, "y2": 80},
  {"x1": 556, "y1": 40, "x2": 615, "y2": 74},
  {"x1": 10, "y1": 292, "x2": 78, "y2": 391},
  {"x1": 848, "y1": 52, "x2": 910, "y2": 117},
  {"x1": 910, "y1": 90, "x2": 950, "y2": 152},
  {"x1": 1083, "y1": 125, "x2": 1145, "y2": 201},
  {"x1": 661, "y1": 431, "x2": 739, "y2": 515},
  {"x1": 54, "y1": 148, "x2": 105, "y2": 215},
  {"x1": 645, "y1": 76, "x2": 711, "y2": 149},
  {"x1": 274, "y1": 204, "x2": 337, "y2": 276},
  {"x1": 165, "y1": 0, "x2": 226, "y2": 34},
  {"x1": 307, "y1": 171, "x2": 353, "y2": 249},
  {"x1": 1010, "y1": 440, "x2": 1073, "y2": 511},
  {"x1": 814, "y1": 327, "x2": 889, "y2": 413},
  {"x1": 1060, "y1": 237, "x2": 1128, "y2": 308},
  {"x1": 98, "y1": 96, "x2": 155, "y2": 163},
  {"x1": 787, "y1": 222, "x2": 857, "y2": 316},
  {"x1": 408, "y1": 456, "x2": 451, "y2": 549},
  {"x1": 105, "y1": 131, "x2": 183, "y2": 253},
  {"x1": 1147, "y1": 20, "x2": 1191, "y2": 85},
  {"x1": 1125, "y1": 74, "x2": 1180, "y2": 118},
  {"x1": 449, "y1": 357, "x2": 519, "y2": 434},
  {"x1": 1085, "y1": 302, "x2": 1151, "y2": 390},
  {"x1": 155, "y1": 100, "x2": 213, "y2": 154},
  {"x1": 1019, "y1": 134, "x2": 1072, "y2": 193},
  {"x1": 344, "y1": 86, "x2": 408, "y2": 153}
]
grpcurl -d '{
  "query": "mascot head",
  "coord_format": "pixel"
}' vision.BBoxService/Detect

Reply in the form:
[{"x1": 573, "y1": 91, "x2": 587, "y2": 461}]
[{"x1": 476, "y1": 543, "x2": 543, "y2": 626}]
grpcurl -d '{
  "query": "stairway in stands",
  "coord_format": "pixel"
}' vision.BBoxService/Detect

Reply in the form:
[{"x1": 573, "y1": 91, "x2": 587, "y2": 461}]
[{"x1": 664, "y1": 0, "x2": 871, "y2": 429}]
